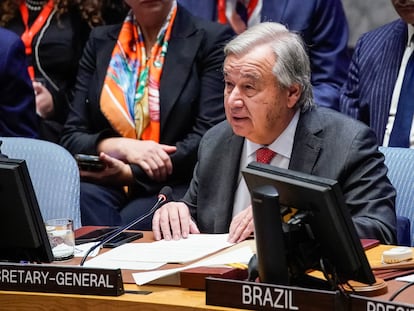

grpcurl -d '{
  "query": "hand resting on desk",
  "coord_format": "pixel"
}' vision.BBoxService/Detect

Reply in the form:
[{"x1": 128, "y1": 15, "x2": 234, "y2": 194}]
[
  {"x1": 152, "y1": 201, "x2": 200, "y2": 241},
  {"x1": 152, "y1": 202, "x2": 254, "y2": 243}
]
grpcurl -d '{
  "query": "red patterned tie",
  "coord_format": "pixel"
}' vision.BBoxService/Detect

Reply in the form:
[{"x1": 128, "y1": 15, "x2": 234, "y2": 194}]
[{"x1": 256, "y1": 147, "x2": 276, "y2": 164}]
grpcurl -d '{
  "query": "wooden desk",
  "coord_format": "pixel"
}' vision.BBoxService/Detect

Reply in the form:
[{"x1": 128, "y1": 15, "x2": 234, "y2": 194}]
[
  {"x1": 0, "y1": 284, "x2": 238, "y2": 311},
  {"x1": 365, "y1": 244, "x2": 414, "y2": 305},
  {"x1": 0, "y1": 231, "x2": 414, "y2": 311},
  {"x1": 0, "y1": 229, "x2": 245, "y2": 311}
]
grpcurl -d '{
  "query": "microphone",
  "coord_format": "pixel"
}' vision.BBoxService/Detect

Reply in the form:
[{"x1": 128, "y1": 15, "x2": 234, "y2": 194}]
[{"x1": 79, "y1": 186, "x2": 173, "y2": 266}]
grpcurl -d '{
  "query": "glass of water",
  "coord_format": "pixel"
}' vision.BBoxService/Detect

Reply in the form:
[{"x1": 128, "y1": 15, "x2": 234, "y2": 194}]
[{"x1": 45, "y1": 218, "x2": 75, "y2": 261}]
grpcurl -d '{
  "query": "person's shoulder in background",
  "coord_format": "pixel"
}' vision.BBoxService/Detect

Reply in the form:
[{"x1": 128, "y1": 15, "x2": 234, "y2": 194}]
[{"x1": 0, "y1": 27, "x2": 39, "y2": 138}]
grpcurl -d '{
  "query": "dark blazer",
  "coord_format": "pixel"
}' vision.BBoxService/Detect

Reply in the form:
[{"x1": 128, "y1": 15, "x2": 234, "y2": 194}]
[
  {"x1": 6, "y1": 8, "x2": 92, "y2": 143},
  {"x1": 0, "y1": 27, "x2": 38, "y2": 138},
  {"x1": 61, "y1": 6, "x2": 234, "y2": 194},
  {"x1": 183, "y1": 107, "x2": 397, "y2": 244},
  {"x1": 340, "y1": 19, "x2": 407, "y2": 145},
  {"x1": 178, "y1": 0, "x2": 350, "y2": 110}
]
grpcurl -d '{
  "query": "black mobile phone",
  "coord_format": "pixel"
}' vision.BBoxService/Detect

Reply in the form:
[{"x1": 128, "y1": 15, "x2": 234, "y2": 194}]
[
  {"x1": 102, "y1": 231, "x2": 143, "y2": 248},
  {"x1": 75, "y1": 154, "x2": 106, "y2": 172},
  {"x1": 75, "y1": 227, "x2": 118, "y2": 244}
]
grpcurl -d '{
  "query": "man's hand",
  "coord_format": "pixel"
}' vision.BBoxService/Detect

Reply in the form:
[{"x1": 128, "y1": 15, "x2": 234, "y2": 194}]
[
  {"x1": 228, "y1": 205, "x2": 254, "y2": 243},
  {"x1": 152, "y1": 201, "x2": 200, "y2": 241}
]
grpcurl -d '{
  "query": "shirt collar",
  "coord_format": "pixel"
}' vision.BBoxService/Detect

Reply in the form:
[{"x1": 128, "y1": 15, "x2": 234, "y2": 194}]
[
  {"x1": 407, "y1": 24, "x2": 414, "y2": 47},
  {"x1": 246, "y1": 110, "x2": 300, "y2": 160}
]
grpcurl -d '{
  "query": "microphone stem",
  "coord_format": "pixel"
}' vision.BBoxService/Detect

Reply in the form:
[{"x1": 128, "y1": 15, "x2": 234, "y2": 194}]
[{"x1": 79, "y1": 196, "x2": 164, "y2": 266}]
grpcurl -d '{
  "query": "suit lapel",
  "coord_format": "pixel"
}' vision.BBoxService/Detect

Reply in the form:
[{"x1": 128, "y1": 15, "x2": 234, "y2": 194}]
[
  {"x1": 96, "y1": 26, "x2": 122, "y2": 93},
  {"x1": 289, "y1": 110, "x2": 323, "y2": 174},
  {"x1": 214, "y1": 129, "x2": 244, "y2": 231},
  {"x1": 160, "y1": 7, "x2": 203, "y2": 126},
  {"x1": 226, "y1": 134, "x2": 245, "y2": 195}
]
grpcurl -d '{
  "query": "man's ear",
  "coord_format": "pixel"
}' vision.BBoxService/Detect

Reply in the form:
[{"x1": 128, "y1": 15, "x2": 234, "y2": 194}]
[{"x1": 286, "y1": 84, "x2": 301, "y2": 109}]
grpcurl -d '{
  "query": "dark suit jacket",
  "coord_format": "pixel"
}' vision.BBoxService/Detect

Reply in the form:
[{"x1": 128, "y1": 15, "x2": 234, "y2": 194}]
[
  {"x1": 178, "y1": 0, "x2": 350, "y2": 110},
  {"x1": 60, "y1": 6, "x2": 234, "y2": 194},
  {"x1": 6, "y1": 8, "x2": 92, "y2": 143},
  {"x1": 340, "y1": 19, "x2": 407, "y2": 145},
  {"x1": 0, "y1": 27, "x2": 38, "y2": 138},
  {"x1": 183, "y1": 107, "x2": 397, "y2": 244}
]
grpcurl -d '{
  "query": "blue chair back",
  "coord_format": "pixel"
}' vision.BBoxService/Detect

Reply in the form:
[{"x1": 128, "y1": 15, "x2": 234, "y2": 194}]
[
  {"x1": 379, "y1": 146, "x2": 414, "y2": 246},
  {"x1": 0, "y1": 137, "x2": 81, "y2": 229}
]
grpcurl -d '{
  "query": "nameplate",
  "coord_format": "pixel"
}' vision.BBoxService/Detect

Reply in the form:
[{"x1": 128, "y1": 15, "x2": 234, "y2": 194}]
[
  {"x1": 206, "y1": 277, "x2": 347, "y2": 311},
  {"x1": 0, "y1": 262, "x2": 124, "y2": 296},
  {"x1": 349, "y1": 294, "x2": 414, "y2": 311}
]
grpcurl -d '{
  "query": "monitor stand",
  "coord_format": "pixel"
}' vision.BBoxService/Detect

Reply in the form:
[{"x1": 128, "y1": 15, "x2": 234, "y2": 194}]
[{"x1": 341, "y1": 278, "x2": 388, "y2": 297}]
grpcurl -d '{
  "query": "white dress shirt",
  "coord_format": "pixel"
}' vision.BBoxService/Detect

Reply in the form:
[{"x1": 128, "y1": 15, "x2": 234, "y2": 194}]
[{"x1": 232, "y1": 110, "x2": 300, "y2": 218}]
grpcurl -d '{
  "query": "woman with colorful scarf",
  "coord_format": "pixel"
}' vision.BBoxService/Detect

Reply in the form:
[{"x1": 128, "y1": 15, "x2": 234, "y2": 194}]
[{"x1": 60, "y1": 0, "x2": 234, "y2": 228}]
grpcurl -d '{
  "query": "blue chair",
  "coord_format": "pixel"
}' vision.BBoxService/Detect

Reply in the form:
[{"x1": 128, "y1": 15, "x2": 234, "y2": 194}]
[
  {"x1": 379, "y1": 146, "x2": 414, "y2": 246},
  {"x1": 0, "y1": 137, "x2": 81, "y2": 229}
]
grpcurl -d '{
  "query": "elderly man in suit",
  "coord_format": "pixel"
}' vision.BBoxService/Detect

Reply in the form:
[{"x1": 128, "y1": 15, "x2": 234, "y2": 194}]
[
  {"x1": 152, "y1": 22, "x2": 397, "y2": 245},
  {"x1": 60, "y1": 0, "x2": 234, "y2": 228},
  {"x1": 0, "y1": 27, "x2": 38, "y2": 138},
  {"x1": 340, "y1": 0, "x2": 414, "y2": 148},
  {"x1": 178, "y1": 0, "x2": 350, "y2": 111}
]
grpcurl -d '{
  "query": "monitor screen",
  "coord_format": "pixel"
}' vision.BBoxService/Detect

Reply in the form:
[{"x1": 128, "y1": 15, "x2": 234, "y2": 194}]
[
  {"x1": 0, "y1": 158, "x2": 53, "y2": 263},
  {"x1": 242, "y1": 162, "x2": 375, "y2": 288}
]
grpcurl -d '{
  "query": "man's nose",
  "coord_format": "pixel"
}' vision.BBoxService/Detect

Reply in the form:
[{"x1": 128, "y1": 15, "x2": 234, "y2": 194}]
[{"x1": 227, "y1": 87, "x2": 244, "y2": 106}]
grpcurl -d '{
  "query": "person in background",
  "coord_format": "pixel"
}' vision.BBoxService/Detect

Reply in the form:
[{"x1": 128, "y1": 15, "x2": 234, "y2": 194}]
[
  {"x1": 340, "y1": 0, "x2": 414, "y2": 148},
  {"x1": 60, "y1": 0, "x2": 234, "y2": 229},
  {"x1": 152, "y1": 22, "x2": 397, "y2": 245},
  {"x1": 177, "y1": 0, "x2": 350, "y2": 111},
  {"x1": 100, "y1": 0, "x2": 129, "y2": 25},
  {"x1": 0, "y1": 0, "x2": 103, "y2": 143},
  {"x1": 0, "y1": 26, "x2": 38, "y2": 138}
]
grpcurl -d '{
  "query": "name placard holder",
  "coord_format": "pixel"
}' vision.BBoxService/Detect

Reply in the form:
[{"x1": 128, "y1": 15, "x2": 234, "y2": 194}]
[
  {"x1": 205, "y1": 277, "x2": 348, "y2": 311},
  {"x1": 349, "y1": 294, "x2": 414, "y2": 311},
  {"x1": 0, "y1": 262, "x2": 124, "y2": 296}
]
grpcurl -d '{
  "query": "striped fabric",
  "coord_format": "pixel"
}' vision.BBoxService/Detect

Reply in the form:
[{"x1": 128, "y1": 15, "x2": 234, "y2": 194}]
[
  {"x1": 0, "y1": 137, "x2": 81, "y2": 229},
  {"x1": 340, "y1": 19, "x2": 407, "y2": 145},
  {"x1": 380, "y1": 146, "x2": 414, "y2": 246}
]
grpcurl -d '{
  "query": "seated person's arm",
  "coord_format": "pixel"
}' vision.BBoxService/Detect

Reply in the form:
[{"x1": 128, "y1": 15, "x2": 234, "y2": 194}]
[
  {"x1": 341, "y1": 127, "x2": 397, "y2": 244},
  {"x1": 308, "y1": 0, "x2": 350, "y2": 110},
  {"x1": 97, "y1": 137, "x2": 176, "y2": 182},
  {"x1": 78, "y1": 151, "x2": 133, "y2": 186}
]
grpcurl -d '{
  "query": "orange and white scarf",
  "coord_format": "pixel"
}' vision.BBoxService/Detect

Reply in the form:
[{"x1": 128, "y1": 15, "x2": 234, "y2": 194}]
[{"x1": 100, "y1": 3, "x2": 177, "y2": 141}]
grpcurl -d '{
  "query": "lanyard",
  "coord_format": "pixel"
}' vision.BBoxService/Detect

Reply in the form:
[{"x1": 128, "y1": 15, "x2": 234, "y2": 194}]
[{"x1": 19, "y1": 0, "x2": 54, "y2": 79}]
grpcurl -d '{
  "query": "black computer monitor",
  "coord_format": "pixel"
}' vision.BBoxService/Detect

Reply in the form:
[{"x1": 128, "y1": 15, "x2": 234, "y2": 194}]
[
  {"x1": 0, "y1": 158, "x2": 53, "y2": 263},
  {"x1": 242, "y1": 162, "x2": 376, "y2": 288}
]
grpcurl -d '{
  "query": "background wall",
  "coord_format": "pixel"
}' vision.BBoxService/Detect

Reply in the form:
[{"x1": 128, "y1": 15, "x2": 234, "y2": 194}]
[{"x1": 341, "y1": 0, "x2": 399, "y2": 47}]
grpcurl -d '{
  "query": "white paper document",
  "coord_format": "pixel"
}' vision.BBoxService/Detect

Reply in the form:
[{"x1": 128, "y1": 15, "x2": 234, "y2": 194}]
[
  {"x1": 132, "y1": 245, "x2": 254, "y2": 285},
  {"x1": 83, "y1": 234, "x2": 235, "y2": 271},
  {"x1": 396, "y1": 274, "x2": 414, "y2": 282},
  {"x1": 74, "y1": 242, "x2": 100, "y2": 257}
]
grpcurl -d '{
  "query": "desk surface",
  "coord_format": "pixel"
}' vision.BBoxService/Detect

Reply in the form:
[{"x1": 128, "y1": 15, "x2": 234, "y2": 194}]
[
  {"x1": 0, "y1": 229, "x2": 245, "y2": 311},
  {"x1": 0, "y1": 230, "x2": 413, "y2": 311}
]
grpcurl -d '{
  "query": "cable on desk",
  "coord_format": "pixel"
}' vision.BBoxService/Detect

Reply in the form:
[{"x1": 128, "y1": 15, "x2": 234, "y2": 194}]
[
  {"x1": 320, "y1": 257, "x2": 340, "y2": 291},
  {"x1": 388, "y1": 282, "x2": 414, "y2": 301}
]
